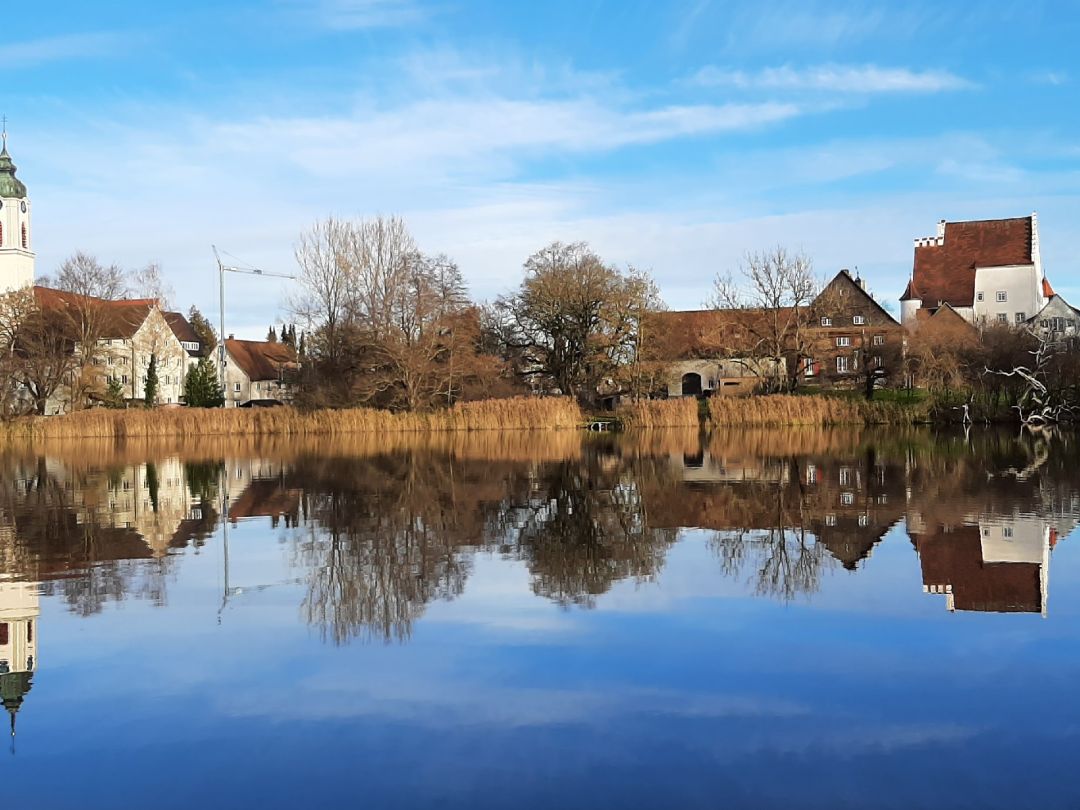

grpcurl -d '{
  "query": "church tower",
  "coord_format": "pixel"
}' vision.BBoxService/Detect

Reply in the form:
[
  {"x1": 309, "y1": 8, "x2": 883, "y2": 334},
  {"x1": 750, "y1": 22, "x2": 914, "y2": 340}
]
[{"x1": 0, "y1": 124, "x2": 35, "y2": 294}]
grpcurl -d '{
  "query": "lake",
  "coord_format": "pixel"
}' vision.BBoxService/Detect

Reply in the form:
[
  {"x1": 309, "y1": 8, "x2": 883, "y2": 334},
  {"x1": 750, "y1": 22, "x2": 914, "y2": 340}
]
[{"x1": 2, "y1": 426, "x2": 1079, "y2": 809}]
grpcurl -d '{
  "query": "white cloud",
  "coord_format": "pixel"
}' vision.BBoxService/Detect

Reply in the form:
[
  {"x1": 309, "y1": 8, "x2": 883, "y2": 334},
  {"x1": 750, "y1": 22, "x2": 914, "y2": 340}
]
[
  {"x1": 691, "y1": 64, "x2": 972, "y2": 94},
  {"x1": 283, "y1": 0, "x2": 429, "y2": 30},
  {"x1": 0, "y1": 32, "x2": 133, "y2": 69}
]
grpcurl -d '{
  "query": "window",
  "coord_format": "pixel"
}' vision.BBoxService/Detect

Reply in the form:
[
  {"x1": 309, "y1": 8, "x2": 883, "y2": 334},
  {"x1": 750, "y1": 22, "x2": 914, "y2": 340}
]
[
  {"x1": 804, "y1": 358, "x2": 815, "y2": 377},
  {"x1": 996, "y1": 290, "x2": 1007, "y2": 302},
  {"x1": 836, "y1": 356, "x2": 850, "y2": 374},
  {"x1": 820, "y1": 317, "x2": 832, "y2": 327},
  {"x1": 858, "y1": 514, "x2": 869, "y2": 527},
  {"x1": 21, "y1": 223, "x2": 27, "y2": 249},
  {"x1": 997, "y1": 313, "x2": 1008, "y2": 324},
  {"x1": 839, "y1": 467, "x2": 852, "y2": 486},
  {"x1": 825, "y1": 514, "x2": 837, "y2": 526},
  {"x1": 840, "y1": 492, "x2": 855, "y2": 506},
  {"x1": 806, "y1": 464, "x2": 817, "y2": 484},
  {"x1": 234, "y1": 382, "x2": 241, "y2": 392},
  {"x1": 0, "y1": 624, "x2": 7, "y2": 645},
  {"x1": 0, "y1": 221, "x2": 3, "y2": 246},
  {"x1": 26, "y1": 621, "x2": 32, "y2": 644},
  {"x1": 836, "y1": 336, "x2": 851, "y2": 347},
  {"x1": 1015, "y1": 312, "x2": 1025, "y2": 324},
  {"x1": 873, "y1": 356, "x2": 883, "y2": 368},
  {"x1": 853, "y1": 315, "x2": 866, "y2": 325},
  {"x1": 872, "y1": 334, "x2": 884, "y2": 346},
  {"x1": 1003, "y1": 526, "x2": 1014, "y2": 539},
  {"x1": 976, "y1": 291, "x2": 985, "y2": 302},
  {"x1": 121, "y1": 375, "x2": 129, "y2": 385}
]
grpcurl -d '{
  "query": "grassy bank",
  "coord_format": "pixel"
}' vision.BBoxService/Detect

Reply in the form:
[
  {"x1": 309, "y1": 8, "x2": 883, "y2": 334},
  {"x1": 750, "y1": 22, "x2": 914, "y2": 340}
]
[
  {"x1": 617, "y1": 397, "x2": 700, "y2": 428},
  {"x1": 707, "y1": 394, "x2": 926, "y2": 427},
  {"x1": 0, "y1": 396, "x2": 584, "y2": 441}
]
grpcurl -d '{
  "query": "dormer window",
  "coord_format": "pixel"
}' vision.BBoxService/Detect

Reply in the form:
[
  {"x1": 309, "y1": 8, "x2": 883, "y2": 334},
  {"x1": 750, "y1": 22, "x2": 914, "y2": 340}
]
[
  {"x1": 853, "y1": 315, "x2": 866, "y2": 325},
  {"x1": 821, "y1": 317, "x2": 832, "y2": 327}
]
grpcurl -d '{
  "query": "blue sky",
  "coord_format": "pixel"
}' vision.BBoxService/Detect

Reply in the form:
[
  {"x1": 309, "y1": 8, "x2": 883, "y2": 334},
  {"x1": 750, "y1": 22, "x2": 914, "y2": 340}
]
[{"x1": 4, "y1": 0, "x2": 1079, "y2": 336}]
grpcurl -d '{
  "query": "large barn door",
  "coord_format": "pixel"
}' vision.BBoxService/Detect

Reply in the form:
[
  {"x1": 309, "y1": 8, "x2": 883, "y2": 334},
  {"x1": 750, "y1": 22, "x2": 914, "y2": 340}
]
[{"x1": 681, "y1": 373, "x2": 703, "y2": 397}]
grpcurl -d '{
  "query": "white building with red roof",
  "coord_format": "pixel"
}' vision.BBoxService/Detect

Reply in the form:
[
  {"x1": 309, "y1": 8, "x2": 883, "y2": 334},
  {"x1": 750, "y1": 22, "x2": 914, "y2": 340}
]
[{"x1": 900, "y1": 214, "x2": 1052, "y2": 331}]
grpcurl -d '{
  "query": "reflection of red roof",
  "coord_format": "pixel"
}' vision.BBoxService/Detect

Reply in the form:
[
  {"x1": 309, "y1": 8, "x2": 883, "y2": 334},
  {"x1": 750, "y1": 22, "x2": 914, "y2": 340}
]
[
  {"x1": 912, "y1": 217, "x2": 1033, "y2": 308},
  {"x1": 912, "y1": 525, "x2": 1041, "y2": 613},
  {"x1": 228, "y1": 478, "x2": 300, "y2": 521},
  {"x1": 225, "y1": 339, "x2": 298, "y2": 382},
  {"x1": 34, "y1": 286, "x2": 155, "y2": 339}
]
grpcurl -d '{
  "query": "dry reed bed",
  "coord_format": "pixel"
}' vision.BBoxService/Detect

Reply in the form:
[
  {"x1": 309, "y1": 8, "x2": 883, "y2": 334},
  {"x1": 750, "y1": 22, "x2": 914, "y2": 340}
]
[
  {"x1": 0, "y1": 396, "x2": 585, "y2": 441},
  {"x1": 13, "y1": 428, "x2": 585, "y2": 468},
  {"x1": 617, "y1": 397, "x2": 700, "y2": 428},
  {"x1": 707, "y1": 394, "x2": 916, "y2": 427}
]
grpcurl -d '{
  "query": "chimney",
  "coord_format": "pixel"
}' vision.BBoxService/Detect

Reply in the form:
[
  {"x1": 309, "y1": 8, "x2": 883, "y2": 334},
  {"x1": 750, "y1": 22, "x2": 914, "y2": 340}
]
[
  {"x1": 937, "y1": 219, "x2": 946, "y2": 238},
  {"x1": 228, "y1": 333, "x2": 235, "y2": 340}
]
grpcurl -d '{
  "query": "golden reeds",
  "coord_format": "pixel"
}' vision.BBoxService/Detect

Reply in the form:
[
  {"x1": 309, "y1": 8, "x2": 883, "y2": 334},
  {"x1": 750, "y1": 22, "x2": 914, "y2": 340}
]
[
  {"x1": 707, "y1": 394, "x2": 918, "y2": 427},
  {"x1": 0, "y1": 396, "x2": 584, "y2": 441},
  {"x1": 617, "y1": 397, "x2": 700, "y2": 428}
]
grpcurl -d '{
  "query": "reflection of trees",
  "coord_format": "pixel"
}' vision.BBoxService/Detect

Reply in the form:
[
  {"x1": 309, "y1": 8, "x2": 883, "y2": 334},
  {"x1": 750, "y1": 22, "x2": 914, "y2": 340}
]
[
  {"x1": 498, "y1": 456, "x2": 678, "y2": 607},
  {"x1": 290, "y1": 453, "x2": 491, "y2": 644}
]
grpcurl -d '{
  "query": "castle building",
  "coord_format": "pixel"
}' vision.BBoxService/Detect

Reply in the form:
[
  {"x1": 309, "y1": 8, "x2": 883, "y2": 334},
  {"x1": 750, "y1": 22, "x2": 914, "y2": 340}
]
[
  {"x1": 0, "y1": 128, "x2": 34, "y2": 293},
  {"x1": 901, "y1": 214, "x2": 1053, "y2": 331}
]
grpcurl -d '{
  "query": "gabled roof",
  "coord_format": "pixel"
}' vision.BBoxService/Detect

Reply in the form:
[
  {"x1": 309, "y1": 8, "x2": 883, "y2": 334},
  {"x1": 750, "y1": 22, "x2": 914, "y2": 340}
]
[
  {"x1": 911, "y1": 216, "x2": 1034, "y2": 308},
  {"x1": 643, "y1": 308, "x2": 775, "y2": 360},
  {"x1": 225, "y1": 338, "x2": 298, "y2": 382},
  {"x1": 817, "y1": 269, "x2": 900, "y2": 325},
  {"x1": 33, "y1": 286, "x2": 155, "y2": 339},
  {"x1": 163, "y1": 312, "x2": 205, "y2": 356}
]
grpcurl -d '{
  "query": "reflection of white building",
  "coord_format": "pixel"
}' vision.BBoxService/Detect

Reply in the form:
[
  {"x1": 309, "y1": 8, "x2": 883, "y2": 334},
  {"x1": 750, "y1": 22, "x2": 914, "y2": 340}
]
[
  {"x1": 912, "y1": 511, "x2": 1070, "y2": 616},
  {"x1": 0, "y1": 579, "x2": 39, "y2": 739}
]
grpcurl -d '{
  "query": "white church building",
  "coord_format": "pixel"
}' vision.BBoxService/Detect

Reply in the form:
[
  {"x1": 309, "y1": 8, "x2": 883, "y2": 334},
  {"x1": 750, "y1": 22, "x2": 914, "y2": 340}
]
[{"x1": 0, "y1": 129, "x2": 34, "y2": 293}]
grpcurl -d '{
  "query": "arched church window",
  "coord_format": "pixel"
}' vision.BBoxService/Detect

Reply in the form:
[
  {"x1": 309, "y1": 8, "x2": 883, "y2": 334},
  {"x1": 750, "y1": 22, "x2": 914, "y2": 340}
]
[
  {"x1": 0, "y1": 221, "x2": 3, "y2": 246},
  {"x1": 21, "y1": 223, "x2": 27, "y2": 249}
]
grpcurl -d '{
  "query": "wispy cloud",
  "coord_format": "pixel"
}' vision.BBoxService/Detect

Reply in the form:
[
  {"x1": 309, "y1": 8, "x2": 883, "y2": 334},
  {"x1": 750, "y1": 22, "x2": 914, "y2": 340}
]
[
  {"x1": 1029, "y1": 70, "x2": 1069, "y2": 86},
  {"x1": 691, "y1": 64, "x2": 973, "y2": 94},
  {"x1": 284, "y1": 0, "x2": 429, "y2": 30},
  {"x1": 0, "y1": 32, "x2": 133, "y2": 69}
]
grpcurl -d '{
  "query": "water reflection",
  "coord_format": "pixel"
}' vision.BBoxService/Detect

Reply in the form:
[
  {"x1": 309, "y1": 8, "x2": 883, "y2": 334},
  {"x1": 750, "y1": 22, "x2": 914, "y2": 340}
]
[{"x1": 0, "y1": 427, "x2": 1076, "y2": 649}]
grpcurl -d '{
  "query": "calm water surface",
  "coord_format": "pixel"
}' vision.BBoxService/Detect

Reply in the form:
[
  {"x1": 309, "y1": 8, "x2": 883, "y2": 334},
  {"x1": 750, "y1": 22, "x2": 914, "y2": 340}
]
[{"x1": 2, "y1": 427, "x2": 1080, "y2": 809}]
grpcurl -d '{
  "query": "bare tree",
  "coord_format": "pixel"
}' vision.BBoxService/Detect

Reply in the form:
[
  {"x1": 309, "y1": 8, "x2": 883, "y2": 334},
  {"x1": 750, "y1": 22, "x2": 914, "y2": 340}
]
[
  {"x1": 496, "y1": 242, "x2": 661, "y2": 405},
  {"x1": 129, "y1": 262, "x2": 174, "y2": 308},
  {"x1": 707, "y1": 247, "x2": 819, "y2": 392},
  {"x1": 49, "y1": 252, "x2": 129, "y2": 300}
]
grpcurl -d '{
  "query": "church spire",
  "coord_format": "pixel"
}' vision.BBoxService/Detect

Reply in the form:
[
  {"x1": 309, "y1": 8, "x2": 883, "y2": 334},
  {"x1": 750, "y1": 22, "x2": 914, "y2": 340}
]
[{"x1": 0, "y1": 118, "x2": 28, "y2": 199}]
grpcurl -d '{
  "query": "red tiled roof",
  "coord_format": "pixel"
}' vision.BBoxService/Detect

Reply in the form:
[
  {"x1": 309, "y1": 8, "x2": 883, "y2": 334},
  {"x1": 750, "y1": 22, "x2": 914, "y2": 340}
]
[
  {"x1": 912, "y1": 217, "x2": 1033, "y2": 308},
  {"x1": 225, "y1": 338, "x2": 298, "y2": 381},
  {"x1": 33, "y1": 286, "x2": 155, "y2": 339},
  {"x1": 1043, "y1": 277, "x2": 1056, "y2": 299},
  {"x1": 163, "y1": 312, "x2": 205, "y2": 355},
  {"x1": 644, "y1": 308, "x2": 784, "y2": 360}
]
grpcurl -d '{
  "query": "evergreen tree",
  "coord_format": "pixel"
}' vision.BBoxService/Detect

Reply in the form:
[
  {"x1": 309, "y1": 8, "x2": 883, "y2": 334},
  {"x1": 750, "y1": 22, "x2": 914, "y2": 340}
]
[
  {"x1": 188, "y1": 306, "x2": 218, "y2": 354},
  {"x1": 298, "y1": 332, "x2": 305, "y2": 357},
  {"x1": 267, "y1": 326, "x2": 278, "y2": 342},
  {"x1": 183, "y1": 357, "x2": 225, "y2": 407},
  {"x1": 144, "y1": 354, "x2": 159, "y2": 407},
  {"x1": 104, "y1": 377, "x2": 126, "y2": 409}
]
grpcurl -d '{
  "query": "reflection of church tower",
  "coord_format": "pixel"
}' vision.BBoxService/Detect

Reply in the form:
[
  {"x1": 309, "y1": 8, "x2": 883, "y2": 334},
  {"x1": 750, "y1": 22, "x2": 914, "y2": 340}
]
[
  {"x1": 0, "y1": 124, "x2": 35, "y2": 293},
  {"x1": 0, "y1": 580, "x2": 40, "y2": 745}
]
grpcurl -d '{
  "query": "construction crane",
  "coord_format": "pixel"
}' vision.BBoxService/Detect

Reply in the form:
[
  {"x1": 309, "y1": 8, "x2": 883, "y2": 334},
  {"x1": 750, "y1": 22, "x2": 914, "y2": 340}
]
[{"x1": 212, "y1": 246, "x2": 297, "y2": 397}]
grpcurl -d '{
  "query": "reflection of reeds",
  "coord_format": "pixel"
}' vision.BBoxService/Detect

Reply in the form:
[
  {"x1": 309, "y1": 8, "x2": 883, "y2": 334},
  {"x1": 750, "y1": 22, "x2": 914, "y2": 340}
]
[
  {"x1": 708, "y1": 395, "x2": 917, "y2": 426},
  {"x1": 1, "y1": 396, "x2": 584, "y2": 440},
  {"x1": 706, "y1": 427, "x2": 869, "y2": 458},
  {"x1": 618, "y1": 397, "x2": 699, "y2": 428}
]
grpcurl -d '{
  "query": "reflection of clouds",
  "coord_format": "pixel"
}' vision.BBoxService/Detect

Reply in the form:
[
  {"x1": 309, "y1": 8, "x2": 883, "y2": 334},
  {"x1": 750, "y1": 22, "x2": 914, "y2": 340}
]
[{"x1": 220, "y1": 674, "x2": 813, "y2": 728}]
